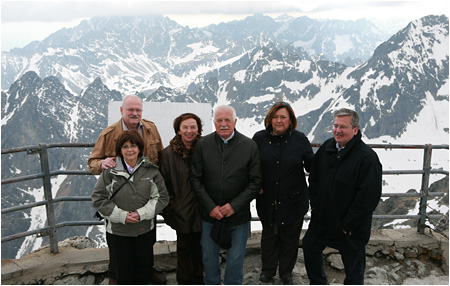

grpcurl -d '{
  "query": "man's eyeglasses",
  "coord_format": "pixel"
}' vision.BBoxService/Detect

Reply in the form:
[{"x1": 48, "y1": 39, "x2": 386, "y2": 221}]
[
  {"x1": 333, "y1": 124, "x2": 353, "y2": 130},
  {"x1": 126, "y1": 108, "x2": 142, "y2": 113}
]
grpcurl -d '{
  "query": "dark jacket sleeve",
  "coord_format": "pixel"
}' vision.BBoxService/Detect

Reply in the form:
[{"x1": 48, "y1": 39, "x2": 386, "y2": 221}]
[
  {"x1": 341, "y1": 152, "x2": 382, "y2": 232},
  {"x1": 190, "y1": 140, "x2": 218, "y2": 215},
  {"x1": 153, "y1": 170, "x2": 170, "y2": 215},
  {"x1": 302, "y1": 134, "x2": 314, "y2": 172},
  {"x1": 307, "y1": 145, "x2": 322, "y2": 210},
  {"x1": 158, "y1": 150, "x2": 175, "y2": 212},
  {"x1": 228, "y1": 141, "x2": 262, "y2": 213}
]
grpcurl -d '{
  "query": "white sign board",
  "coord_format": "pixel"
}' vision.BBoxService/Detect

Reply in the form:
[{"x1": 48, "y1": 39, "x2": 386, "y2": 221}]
[{"x1": 108, "y1": 102, "x2": 213, "y2": 148}]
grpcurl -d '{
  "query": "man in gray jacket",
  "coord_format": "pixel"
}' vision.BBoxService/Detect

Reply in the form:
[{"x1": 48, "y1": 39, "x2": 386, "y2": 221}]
[{"x1": 190, "y1": 105, "x2": 262, "y2": 284}]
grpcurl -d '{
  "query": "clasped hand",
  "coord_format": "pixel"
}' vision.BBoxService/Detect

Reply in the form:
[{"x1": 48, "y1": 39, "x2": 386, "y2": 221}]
[
  {"x1": 209, "y1": 203, "x2": 235, "y2": 220},
  {"x1": 126, "y1": 211, "x2": 140, "y2": 224}
]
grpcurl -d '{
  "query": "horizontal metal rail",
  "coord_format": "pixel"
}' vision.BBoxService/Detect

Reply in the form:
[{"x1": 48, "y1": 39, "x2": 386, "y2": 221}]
[
  {"x1": 1, "y1": 142, "x2": 448, "y2": 254},
  {"x1": 3, "y1": 211, "x2": 445, "y2": 243}
]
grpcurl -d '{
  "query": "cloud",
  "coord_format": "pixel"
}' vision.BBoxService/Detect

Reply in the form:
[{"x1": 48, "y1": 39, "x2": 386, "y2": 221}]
[
  {"x1": 2, "y1": 0, "x2": 447, "y2": 23},
  {"x1": 1, "y1": 0, "x2": 448, "y2": 51},
  {"x1": 1, "y1": 1, "x2": 300, "y2": 23}
]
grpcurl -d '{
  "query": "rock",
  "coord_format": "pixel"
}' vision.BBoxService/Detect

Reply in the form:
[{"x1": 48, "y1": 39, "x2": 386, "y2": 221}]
[
  {"x1": 387, "y1": 271, "x2": 401, "y2": 284},
  {"x1": 405, "y1": 259, "x2": 427, "y2": 278},
  {"x1": 365, "y1": 267, "x2": 389, "y2": 284},
  {"x1": 327, "y1": 254, "x2": 344, "y2": 270},
  {"x1": 59, "y1": 236, "x2": 96, "y2": 250},
  {"x1": 293, "y1": 264, "x2": 307, "y2": 278},
  {"x1": 57, "y1": 275, "x2": 96, "y2": 285},
  {"x1": 366, "y1": 245, "x2": 378, "y2": 256},
  {"x1": 394, "y1": 252, "x2": 405, "y2": 261},
  {"x1": 404, "y1": 249, "x2": 418, "y2": 258},
  {"x1": 402, "y1": 275, "x2": 449, "y2": 285}
]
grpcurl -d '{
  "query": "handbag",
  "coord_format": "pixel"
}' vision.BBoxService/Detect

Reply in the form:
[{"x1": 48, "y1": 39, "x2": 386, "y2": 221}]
[
  {"x1": 93, "y1": 165, "x2": 139, "y2": 221},
  {"x1": 210, "y1": 219, "x2": 232, "y2": 249}
]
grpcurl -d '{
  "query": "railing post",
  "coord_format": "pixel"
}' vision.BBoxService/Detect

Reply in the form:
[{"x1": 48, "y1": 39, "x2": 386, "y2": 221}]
[
  {"x1": 417, "y1": 144, "x2": 432, "y2": 234},
  {"x1": 38, "y1": 144, "x2": 59, "y2": 253}
]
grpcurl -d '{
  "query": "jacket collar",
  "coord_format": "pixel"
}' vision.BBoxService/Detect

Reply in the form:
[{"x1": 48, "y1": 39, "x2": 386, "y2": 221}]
[
  {"x1": 326, "y1": 130, "x2": 362, "y2": 155},
  {"x1": 214, "y1": 129, "x2": 240, "y2": 145},
  {"x1": 265, "y1": 125, "x2": 292, "y2": 140},
  {"x1": 111, "y1": 156, "x2": 146, "y2": 177}
]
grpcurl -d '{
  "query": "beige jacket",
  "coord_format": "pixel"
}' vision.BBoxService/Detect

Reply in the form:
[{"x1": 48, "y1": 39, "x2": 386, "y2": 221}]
[{"x1": 88, "y1": 119, "x2": 163, "y2": 174}]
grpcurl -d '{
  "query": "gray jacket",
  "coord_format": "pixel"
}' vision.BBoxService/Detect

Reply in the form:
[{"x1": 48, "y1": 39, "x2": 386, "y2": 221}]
[{"x1": 92, "y1": 157, "x2": 169, "y2": 237}]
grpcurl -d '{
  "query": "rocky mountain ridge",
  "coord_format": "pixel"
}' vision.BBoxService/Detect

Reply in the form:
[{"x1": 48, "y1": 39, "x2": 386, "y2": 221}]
[{"x1": 1, "y1": 14, "x2": 448, "y2": 259}]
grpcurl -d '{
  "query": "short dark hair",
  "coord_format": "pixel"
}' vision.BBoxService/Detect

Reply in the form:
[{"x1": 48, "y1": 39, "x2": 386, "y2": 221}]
[
  {"x1": 115, "y1": 130, "x2": 144, "y2": 158},
  {"x1": 173, "y1": 113, "x2": 203, "y2": 135},
  {"x1": 264, "y1": 102, "x2": 297, "y2": 131}
]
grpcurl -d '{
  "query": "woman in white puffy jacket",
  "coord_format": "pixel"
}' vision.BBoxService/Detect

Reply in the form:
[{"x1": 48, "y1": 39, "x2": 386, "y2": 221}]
[{"x1": 92, "y1": 130, "x2": 169, "y2": 285}]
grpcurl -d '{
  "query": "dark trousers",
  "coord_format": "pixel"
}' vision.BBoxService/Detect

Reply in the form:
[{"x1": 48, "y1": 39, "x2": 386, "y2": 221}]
[
  {"x1": 176, "y1": 231, "x2": 204, "y2": 285},
  {"x1": 261, "y1": 219, "x2": 303, "y2": 279},
  {"x1": 109, "y1": 223, "x2": 157, "y2": 281},
  {"x1": 106, "y1": 229, "x2": 156, "y2": 285},
  {"x1": 302, "y1": 229, "x2": 366, "y2": 285}
]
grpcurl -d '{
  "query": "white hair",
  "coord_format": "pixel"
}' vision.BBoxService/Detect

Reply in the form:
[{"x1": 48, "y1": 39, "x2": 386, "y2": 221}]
[
  {"x1": 122, "y1": 94, "x2": 142, "y2": 108},
  {"x1": 214, "y1": 105, "x2": 236, "y2": 120}
]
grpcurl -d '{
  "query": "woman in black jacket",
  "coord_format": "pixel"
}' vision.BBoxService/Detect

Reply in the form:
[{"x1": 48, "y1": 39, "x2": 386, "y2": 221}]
[{"x1": 252, "y1": 102, "x2": 314, "y2": 285}]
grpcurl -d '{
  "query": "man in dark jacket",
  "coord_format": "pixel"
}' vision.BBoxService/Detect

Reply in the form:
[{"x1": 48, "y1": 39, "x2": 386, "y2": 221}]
[
  {"x1": 190, "y1": 105, "x2": 262, "y2": 284},
  {"x1": 303, "y1": 108, "x2": 382, "y2": 285}
]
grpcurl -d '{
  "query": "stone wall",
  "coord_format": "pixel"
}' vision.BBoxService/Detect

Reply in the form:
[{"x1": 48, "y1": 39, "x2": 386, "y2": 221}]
[{"x1": 1, "y1": 228, "x2": 448, "y2": 285}]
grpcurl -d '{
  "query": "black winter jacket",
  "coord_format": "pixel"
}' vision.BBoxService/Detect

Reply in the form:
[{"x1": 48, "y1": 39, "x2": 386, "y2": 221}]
[
  {"x1": 308, "y1": 130, "x2": 382, "y2": 248},
  {"x1": 190, "y1": 130, "x2": 262, "y2": 226},
  {"x1": 159, "y1": 146, "x2": 202, "y2": 233},
  {"x1": 252, "y1": 128, "x2": 314, "y2": 227}
]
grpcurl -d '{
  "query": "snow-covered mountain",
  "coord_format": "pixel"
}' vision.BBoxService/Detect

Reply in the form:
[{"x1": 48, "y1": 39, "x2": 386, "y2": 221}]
[
  {"x1": 2, "y1": 14, "x2": 390, "y2": 95},
  {"x1": 1, "y1": 14, "x2": 448, "y2": 259}
]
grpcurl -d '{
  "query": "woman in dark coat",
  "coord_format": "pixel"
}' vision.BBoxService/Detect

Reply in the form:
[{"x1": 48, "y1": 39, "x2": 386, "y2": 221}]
[
  {"x1": 252, "y1": 102, "x2": 314, "y2": 285},
  {"x1": 159, "y1": 113, "x2": 204, "y2": 285}
]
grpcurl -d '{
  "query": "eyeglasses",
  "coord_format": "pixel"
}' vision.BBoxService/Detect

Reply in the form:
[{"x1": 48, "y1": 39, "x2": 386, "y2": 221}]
[
  {"x1": 125, "y1": 108, "x2": 142, "y2": 113},
  {"x1": 273, "y1": 102, "x2": 291, "y2": 108},
  {"x1": 121, "y1": 144, "x2": 138, "y2": 150},
  {"x1": 333, "y1": 124, "x2": 353, "y2": 130}
]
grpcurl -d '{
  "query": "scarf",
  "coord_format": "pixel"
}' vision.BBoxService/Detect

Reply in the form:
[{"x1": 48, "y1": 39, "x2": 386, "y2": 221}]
[{"x1": 169, "y1": 134, "x2": 201, "y2": 164}]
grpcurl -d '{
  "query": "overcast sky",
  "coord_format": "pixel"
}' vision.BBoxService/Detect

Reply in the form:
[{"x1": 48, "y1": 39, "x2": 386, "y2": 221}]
[{"x1": 1, "y1": 0, "x2": 449, "y2": 51}]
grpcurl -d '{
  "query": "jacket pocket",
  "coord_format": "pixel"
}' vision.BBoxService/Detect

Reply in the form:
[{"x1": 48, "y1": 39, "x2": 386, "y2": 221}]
[{"x1": 146, "y1": 139, "x2": 160, "y2": 162}]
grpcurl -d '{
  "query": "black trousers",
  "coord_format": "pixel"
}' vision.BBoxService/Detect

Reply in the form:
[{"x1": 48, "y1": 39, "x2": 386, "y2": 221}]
[
  {"x1": 302, "y1": 229, "x2": 366, "y2": 285},
  {"x1": 176, "y1": 231, "x2": 204, "y2": 285},
  {"x1": 106, "y1": 228, "x2": 156, "y2": 285},
  {"x1": 260, "y1": 219, "x2": 303, "y2": 279}
]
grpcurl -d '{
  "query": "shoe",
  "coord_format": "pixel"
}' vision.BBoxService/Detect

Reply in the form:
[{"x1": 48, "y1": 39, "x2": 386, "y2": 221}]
[
  {"x1": 259, "y1": 273, "x2": 274, "y2": 283},
  {"x1": 150, "y1": 270, "x2": 167, "y2": 285},
  {"x1": 281, "y1": 275, "x2": 294, "y2": 285}
]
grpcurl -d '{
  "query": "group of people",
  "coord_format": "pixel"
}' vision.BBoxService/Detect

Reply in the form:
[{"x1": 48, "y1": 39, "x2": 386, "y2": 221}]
[{"x1": 89, "y1": 94, "x2": 382, "y2": 285}]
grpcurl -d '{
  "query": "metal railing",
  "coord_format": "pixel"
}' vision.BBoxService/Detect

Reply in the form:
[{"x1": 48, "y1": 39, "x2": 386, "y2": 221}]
[{"x1": 1, "y1": 142, "x2": 448, "y2": 255}]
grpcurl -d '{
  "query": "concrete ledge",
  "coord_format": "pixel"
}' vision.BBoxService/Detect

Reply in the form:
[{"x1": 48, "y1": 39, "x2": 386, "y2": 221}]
[
  {"x1": 1, "y1": 246, "x2": 109, "y2": 285},
  {"x1": 2, "y1": 228, "x2": 448, "y2": 284}
]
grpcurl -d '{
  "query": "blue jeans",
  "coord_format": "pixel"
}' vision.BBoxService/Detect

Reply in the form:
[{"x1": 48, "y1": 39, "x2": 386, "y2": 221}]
[{"x1": 201, "y1": 220, "x2": 249, "y2": 285}]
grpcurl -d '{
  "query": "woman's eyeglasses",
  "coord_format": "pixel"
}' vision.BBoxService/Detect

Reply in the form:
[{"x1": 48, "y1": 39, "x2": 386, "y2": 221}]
[{"x1": 122, "y1": 144, "x2": 138, "y2": 150}]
